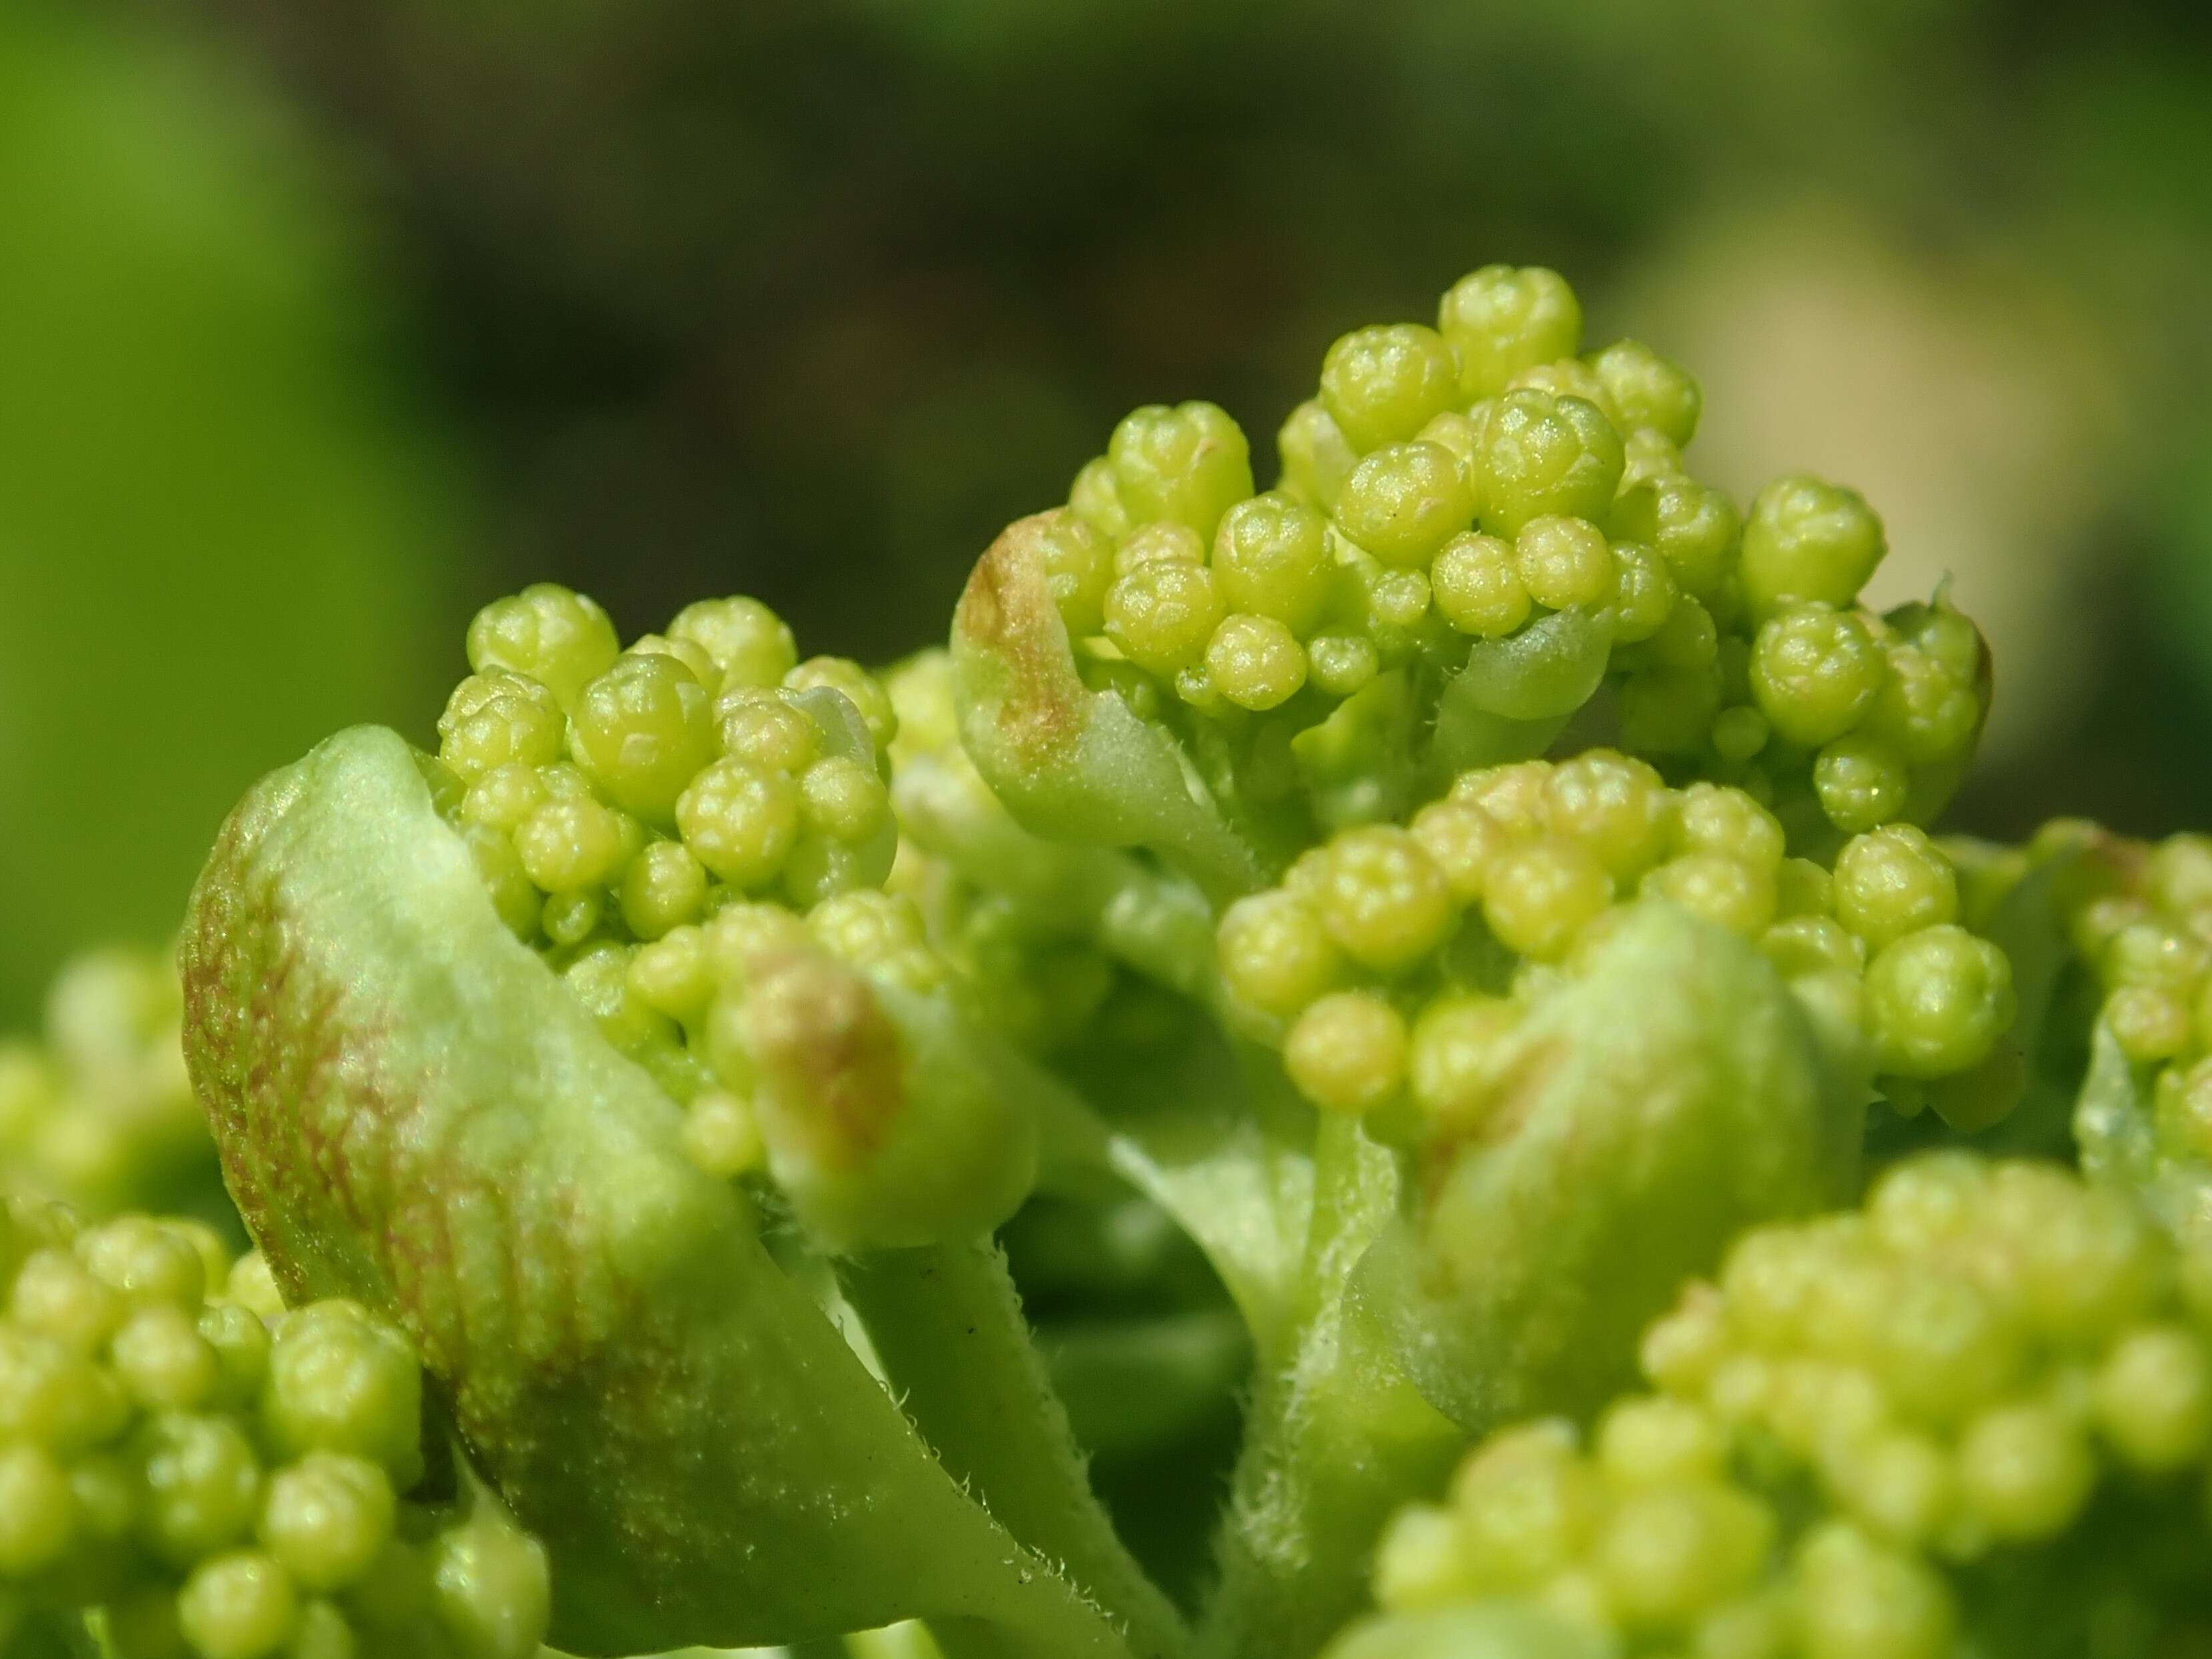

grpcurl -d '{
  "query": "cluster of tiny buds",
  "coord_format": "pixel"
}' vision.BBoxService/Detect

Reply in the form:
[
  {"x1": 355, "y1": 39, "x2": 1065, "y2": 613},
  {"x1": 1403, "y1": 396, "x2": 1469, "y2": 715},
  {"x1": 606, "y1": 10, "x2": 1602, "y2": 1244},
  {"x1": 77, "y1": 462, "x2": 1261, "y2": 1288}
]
[
  {"x1": 1042, "y1": 264, "x2": 1984, "y2": 838},
  {"x1": 1214, "y1": 752, "x2": 2014, "y2": 1126},
  {"x1": 0, "y1": 1199, "x2": 548, "y2": 1659},
  {"x1": 2042, "y1": 827, "x2": 2212, "y2": 1174},
  {"x1": 1369, "y1": 1154, "x2": 2212, "y2": 1658},
  {"x1": 580, "y1": 889, "x2": 959, "y2": 1186},
  {"x1": 0, "y1": 948, "x2": 206, "y2": 1225},
  {"x1": 876, "y1": 652, "x2": 1126, "y2": 1056},
  {"x1": 432, "y1": 584, "x2": 898, "y2": 955}
]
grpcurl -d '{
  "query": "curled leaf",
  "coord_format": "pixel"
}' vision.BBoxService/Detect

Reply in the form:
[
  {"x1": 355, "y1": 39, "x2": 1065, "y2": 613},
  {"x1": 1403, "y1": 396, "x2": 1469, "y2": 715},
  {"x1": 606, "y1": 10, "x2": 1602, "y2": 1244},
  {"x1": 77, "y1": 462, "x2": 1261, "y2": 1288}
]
[
  {"x1": 180, "y1": 726, "x2": 1144, "y2": 1658},
  {"x1": 952, "y1": 510, "x2": 1263, "y2": 897},
  {"x1": 1430, "y1": 607, "x2": 1614, "y2": 776},
  {"x1": 742, "y1": 951, "x2": 1039, "y2": 1250},
  {"x1": 1362, "y1": 901, "x2": 1859, "y2": 1429}
]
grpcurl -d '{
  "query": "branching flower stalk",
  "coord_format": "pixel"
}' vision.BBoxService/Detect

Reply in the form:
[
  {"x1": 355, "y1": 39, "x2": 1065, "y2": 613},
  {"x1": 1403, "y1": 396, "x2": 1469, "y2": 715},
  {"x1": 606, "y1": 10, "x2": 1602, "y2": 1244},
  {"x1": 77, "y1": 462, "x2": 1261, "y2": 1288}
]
[{"x1": 7, "y1": 261, "x2": 2211, "y2": 1659}]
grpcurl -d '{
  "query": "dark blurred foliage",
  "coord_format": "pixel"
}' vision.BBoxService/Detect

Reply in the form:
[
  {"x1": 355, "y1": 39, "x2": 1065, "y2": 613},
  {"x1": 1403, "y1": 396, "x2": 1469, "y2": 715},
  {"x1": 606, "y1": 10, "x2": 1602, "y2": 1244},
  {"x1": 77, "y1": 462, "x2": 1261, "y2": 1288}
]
[
  {"x1": 152, "y1": 0, "x2": 2212, "y2": 824},
  {"x1": 12, "y1": 0, "x2": 2212, "y2": 1013},
  {"x1": 151, "y1": 0, "x2": 1978, "y2": 660}
]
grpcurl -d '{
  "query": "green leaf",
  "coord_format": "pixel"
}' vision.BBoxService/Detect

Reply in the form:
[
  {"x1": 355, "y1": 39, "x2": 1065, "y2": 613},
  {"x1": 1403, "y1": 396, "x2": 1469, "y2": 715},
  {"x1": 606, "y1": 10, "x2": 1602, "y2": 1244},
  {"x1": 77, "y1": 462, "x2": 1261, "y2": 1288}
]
[
  {"x1": 1429, "y1": 607, "x2": 1614, "y2": 777},
  {"x1": 951, "y1": 511, "x2": 1263, "y2": 899},
  {"x1": 180, "y1": 726, "x2": 1144, "y2": 1659},
  {"x1": 1366, "y1": 901, "x2": 1859, "y2": 1431}
]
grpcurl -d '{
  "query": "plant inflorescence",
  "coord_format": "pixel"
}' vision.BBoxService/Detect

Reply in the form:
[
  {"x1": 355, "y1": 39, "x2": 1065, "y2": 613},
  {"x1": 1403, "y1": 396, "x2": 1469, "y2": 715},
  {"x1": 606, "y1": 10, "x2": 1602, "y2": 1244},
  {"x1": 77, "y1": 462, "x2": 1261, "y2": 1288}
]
[{"x1": 7, "y1": 262, "x2": 2212, "y2": 1659}]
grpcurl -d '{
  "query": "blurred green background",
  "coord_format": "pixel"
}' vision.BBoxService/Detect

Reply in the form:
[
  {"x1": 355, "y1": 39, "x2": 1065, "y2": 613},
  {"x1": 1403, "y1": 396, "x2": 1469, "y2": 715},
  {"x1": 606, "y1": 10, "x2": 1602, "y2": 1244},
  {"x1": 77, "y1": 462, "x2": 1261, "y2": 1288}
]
[{"x1": 7, "y1": 0, "x2": 2212, "y2": 1021}]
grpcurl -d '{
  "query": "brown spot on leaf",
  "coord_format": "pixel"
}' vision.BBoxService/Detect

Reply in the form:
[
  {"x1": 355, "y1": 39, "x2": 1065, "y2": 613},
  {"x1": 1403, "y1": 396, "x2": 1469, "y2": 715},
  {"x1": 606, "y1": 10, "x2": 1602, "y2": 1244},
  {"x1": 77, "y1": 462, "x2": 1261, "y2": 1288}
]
[
  {"x1": 953, "y1": 509, "x2": 1088, "y2": 760},
  {"x1": 1420, "y1": 1034, "x2": 1566, "y2": 1208},
  {"x1": 741, "y1": 949, "x2": 907, "y2": 1170}
]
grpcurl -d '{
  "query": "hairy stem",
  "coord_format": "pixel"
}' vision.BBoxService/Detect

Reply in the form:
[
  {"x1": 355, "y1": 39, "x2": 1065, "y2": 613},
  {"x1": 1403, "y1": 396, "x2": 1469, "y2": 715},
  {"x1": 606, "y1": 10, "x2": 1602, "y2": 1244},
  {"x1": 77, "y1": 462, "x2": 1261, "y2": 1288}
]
[
  {"x1": 840, "y1": 1240, "x2": 1190, "y2": 1659},
  {"x1": 1196, "y1": 1117, "x2": 1463, "y2": 1659}
]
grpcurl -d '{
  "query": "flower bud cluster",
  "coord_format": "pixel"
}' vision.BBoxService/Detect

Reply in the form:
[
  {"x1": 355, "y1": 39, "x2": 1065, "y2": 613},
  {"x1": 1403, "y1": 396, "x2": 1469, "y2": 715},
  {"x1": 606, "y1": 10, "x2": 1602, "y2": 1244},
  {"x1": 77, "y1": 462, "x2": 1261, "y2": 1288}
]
[
  {"x1": 881, "y1": 654, "x2": 1123, "y2": 1055},
  {"x1": 1356, "y1": 1154, "x2": 2212, "y2": 1658},
  {"x1": 0, "y1": 1200, "x2": 548, "y2": 1659},
  {"x1": 431, "y1": 586, "x2": 1028, "y2": 1222},
  {"x1": 1214, "y1": 752, "x2": 2014, "y2": 1123},
  {"x1": 433, "y1": 585, "x2": 897, "y2": 953},
  {"x1": 1047, "y1": 266, "x2": 1986, "y2": 843},
  {"x1": 0, "y1": 949, "x2": 220, "y2": 1229},
  {"x1": 610, "y1": 889, "x2": 961, "y2": 1189},
  {"x1": 2056, "y1": 831, "x2": 2212, "y2": 1172}
]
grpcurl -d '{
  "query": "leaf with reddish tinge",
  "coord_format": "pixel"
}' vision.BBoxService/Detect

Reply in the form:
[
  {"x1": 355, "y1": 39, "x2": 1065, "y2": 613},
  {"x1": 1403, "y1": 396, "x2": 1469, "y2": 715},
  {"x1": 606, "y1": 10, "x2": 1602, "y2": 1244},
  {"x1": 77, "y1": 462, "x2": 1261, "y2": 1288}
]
[{"x1": 180, "y1": 725, "x2": 1146, "y2": 1659}]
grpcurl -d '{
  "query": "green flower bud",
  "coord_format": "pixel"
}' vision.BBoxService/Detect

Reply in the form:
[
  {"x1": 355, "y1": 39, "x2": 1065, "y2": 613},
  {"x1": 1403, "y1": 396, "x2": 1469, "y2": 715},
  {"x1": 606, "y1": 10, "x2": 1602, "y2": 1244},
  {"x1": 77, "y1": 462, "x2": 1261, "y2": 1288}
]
[
  {"x1": 1482, "y1": 838, "x2": 1612, "y2": 959},
  {"x1": 668, "y1": 597, "x2": 799, "y2": 692},
  {"x1": 1285, "y1": 992, "x2": 1409, "y2": 1118},
  {"x1": 1749, "y1": 606, "x2": 1886, "y2": 748},
  {"x1": 1023, "y1": 509, "x2": 1116, "y2": 640},
  {"x1": 1864, "y1": 925, "x2": 2014, "y2": 1078},
  {"x1": 0, "y1": 1442, "x2": 77, "y2": 1576},
  {"x1": 1068, "y1": 455, "x2": 1133, "y2": 539},
  {"x1": 1741, "y1": 477, "x2": 1886, "y2": 618},
  {"x1": 1213, "y1": 493, "x2": 1335, "y2": 633},
  {"x1": 1335, "y1": 443, "x2": 1478, "y2": 567},
  {"x1": 1609, "y1": 475, "x2": 1739, "y2": 602},
  {"x1": 1513, "y1": 517, "x2": 1614, "y2": 612},
  {"x1": 258, "y1": 1452, "x2": 397, "y2": 1592},
  {"x1": 1604, "y1": 540, "x2": 1677, "y2": 644},
  {"x1": 1833, "y1": 826, "x2": 1958, "y2": 947},
  {"x1": 1279, "y1": 399, "x2": 1359, "y2": 510},
  {"x1": 262, "y1": 1302, "x2": 423, "y2": 1485},
  {"x1": 1105, "y1": 562, "x2": 1227, "y2": 677},
  {"x1": 429, "y1": 1503, "x2": 551, "y2": 1659},
  {"x1": 1206, "y1": 615, "x2": 1309, "y2": 712},
  {"x1": 465, "y1": 585, "x2": 619, "y2": 710},
  {"x1": 437, "y1": 672, "x2": 564, "y2": 782},
  {"x1": 676, "y1": 760, "x2": 801, "y2": 888},
  {"x1": 177, "y1": 1551, "x2": 300, "y2": 1659},
  {"x1": 138, "y1": 1410, "x2": 264, "y2": 1566},
  {"x1": 1586, "y1": 338, "x2": 1701, "y2": 447},
  {"x1": 1107, "y1": 401, "x2": 1253, "y2": 535},
  {"x1": 1814, "y1": 733, "x2": 1912, "y2": 834},
  {"x1": 1431, "y1": 533, "x2": 1532, "y2": 639},
  {"x1": 1437, "y1": 266, "x2": 1583, "y2": 401},
  {"x1": 1468, "y1": 391, "x2": 1624, "y2": 537},
  {"x1": 569, "y1": 653, "x2": 718, "y2": 826},
  {"x1": 783, "y1": 657, "x2": 897, "y2": 754},
  {"x1": 1321, "y1": 325, "x2": 1461, "y2": 453}
]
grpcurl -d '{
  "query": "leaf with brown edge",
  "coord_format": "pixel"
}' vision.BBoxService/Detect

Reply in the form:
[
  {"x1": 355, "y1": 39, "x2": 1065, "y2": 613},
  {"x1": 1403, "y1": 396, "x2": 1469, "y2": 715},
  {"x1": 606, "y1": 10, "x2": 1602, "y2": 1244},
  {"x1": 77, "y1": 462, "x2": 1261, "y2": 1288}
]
[
  {"x1": 951, "y1": 509, "x2": 1262, "y2": 899},
  {"x1": 179, "y1": 725, "x2": 1145, "y2": 1659}
]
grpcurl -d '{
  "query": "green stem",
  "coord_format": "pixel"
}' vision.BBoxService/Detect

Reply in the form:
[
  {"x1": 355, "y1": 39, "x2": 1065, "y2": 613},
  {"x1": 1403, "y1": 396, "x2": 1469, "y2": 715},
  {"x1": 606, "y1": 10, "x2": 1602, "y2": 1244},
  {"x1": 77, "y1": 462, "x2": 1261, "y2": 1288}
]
[
  {"x1": 1196, "y1": 1117, "x2": 1464, "y2": 1659},
  {"x1": 840, "y1": 1240, "x2": 1191, "y2": 1659},
  {"x1": 1013, "y1": 1024, "x2": 1314, "y2": 1361},
  {"x1": 894, "y1": 754, "x2": 1223, "y2": 1006}
]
